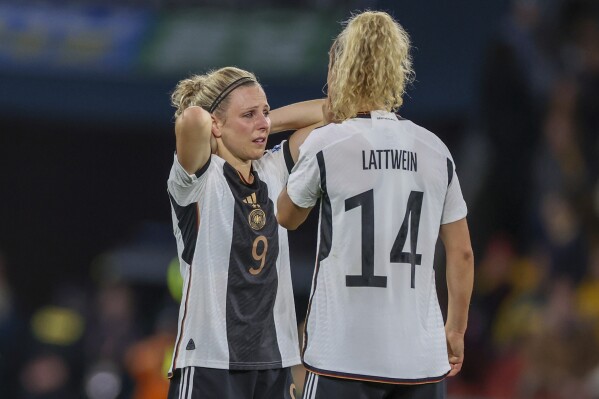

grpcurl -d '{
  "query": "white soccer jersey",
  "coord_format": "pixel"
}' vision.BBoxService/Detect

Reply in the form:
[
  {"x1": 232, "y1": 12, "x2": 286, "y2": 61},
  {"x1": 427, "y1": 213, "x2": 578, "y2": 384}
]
[
  {"x1": 167, "y1": 141, "x2": 300, "y2": 374},
  {"x1": 287, "y1": 111, "x2": 468, "y2": 383}
]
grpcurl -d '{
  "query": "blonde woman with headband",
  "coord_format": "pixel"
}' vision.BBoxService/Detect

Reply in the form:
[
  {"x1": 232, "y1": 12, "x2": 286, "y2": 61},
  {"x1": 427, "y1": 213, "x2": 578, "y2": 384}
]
[
  {"x1": 166, "y1": 66, "x2": 323, "y2": 399},
  {"x1": 278, "y1": 11, "x2": 474, "y2": 399}
]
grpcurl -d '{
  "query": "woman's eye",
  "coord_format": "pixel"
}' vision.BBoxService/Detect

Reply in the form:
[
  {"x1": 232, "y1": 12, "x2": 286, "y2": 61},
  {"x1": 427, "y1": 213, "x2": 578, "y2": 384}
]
[
  {"x1": 243, "y1": 111, "x2": 254, "y2": 118},
  {"x1": 263, "y1": 110, "x2": 270, "y2": 117}
]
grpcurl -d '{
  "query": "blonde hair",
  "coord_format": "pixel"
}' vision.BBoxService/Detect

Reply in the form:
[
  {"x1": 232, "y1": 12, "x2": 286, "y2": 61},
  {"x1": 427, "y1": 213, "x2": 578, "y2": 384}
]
[
  {"x1": 328, "y1": 11, "x2": 414, "y2": 121},
  {"x1": 171, "y1": 66, "x2": 258, "y2": 118}
]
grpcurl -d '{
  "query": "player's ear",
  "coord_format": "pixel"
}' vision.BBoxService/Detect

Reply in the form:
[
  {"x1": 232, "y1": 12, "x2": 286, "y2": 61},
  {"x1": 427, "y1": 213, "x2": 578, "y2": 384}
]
[
  {"x1": 211, "y1": 114, "x2": 222, "y2": 138},
  {"x1": 210, "y1": 133, "x2": 218, "y2": 154}
]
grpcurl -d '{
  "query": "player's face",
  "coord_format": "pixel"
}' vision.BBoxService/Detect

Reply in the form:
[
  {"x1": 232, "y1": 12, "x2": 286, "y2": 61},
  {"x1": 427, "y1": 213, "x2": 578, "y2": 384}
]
[{"x1": 217, "y1": 84, "x2": 271, "y2": 162}]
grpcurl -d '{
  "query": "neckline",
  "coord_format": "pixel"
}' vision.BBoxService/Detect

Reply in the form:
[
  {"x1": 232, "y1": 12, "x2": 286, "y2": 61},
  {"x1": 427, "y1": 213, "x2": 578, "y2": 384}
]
[
  {"x1": 355, "y1": 111, "x2": 405, "y2": 120},
  {"x1": 222, "y1": 161, "x2": 257, "y2": 187},
  {"x1": 236, "y1": 168, "x2": 255, "y2": 185}
]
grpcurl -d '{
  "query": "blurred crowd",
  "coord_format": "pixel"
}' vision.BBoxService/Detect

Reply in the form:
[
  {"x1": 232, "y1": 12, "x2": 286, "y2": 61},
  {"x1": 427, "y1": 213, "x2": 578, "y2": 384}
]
[
  {"x1": 452, "y1": 0, "x2": 599, "y2": 398},
  {"x1": 0, "y1": 250, "x2": 179, "y2": 399},
  {"x1": 1, "y1": 0, "x2": 599, "y2": 398}
]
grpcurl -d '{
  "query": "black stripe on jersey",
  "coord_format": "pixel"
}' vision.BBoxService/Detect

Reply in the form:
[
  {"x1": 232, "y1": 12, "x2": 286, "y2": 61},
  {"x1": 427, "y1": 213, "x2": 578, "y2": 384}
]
[
  {"x1": 168, "y1": 193, "x2": 199, "y2": 265},
  {"x1": 301, "y1": 151, "x2": 332, "y2": 361},
  {"x1": 303, "y1": 363, "x2": 450, "y2": 385},
  {"x1": 170, "y1": 266, "x2": 193, "y2": 377},
  {"x1": 222, "y1": 162, "x2": 282, "y2": 369},
  {"x1": 195, "y1": 154, "x2": 212, "y2": 177},
  {"x1": 316, "y1": 151, "x2": 332, "y2": 261},
  {"x1": 447, "y1": 158, "x2": 454, "y2": 186},
  {"x1": 282, "y1": 140, "x2": 294, "y2": 173}
]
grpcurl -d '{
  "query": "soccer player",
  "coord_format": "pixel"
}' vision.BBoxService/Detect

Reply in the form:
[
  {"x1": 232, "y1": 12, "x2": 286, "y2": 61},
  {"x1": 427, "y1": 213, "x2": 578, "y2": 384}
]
[
  {"x1": 166, "y1": 66, "x2": 323, "y2": 399},
  {"x1": 277, "y1": 11, "x2": 474, "y2": 399}
]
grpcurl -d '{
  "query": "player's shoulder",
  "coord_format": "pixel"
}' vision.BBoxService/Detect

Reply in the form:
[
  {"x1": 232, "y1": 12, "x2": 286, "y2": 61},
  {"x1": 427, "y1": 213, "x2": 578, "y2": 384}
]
[
  {"x1": 206, "y1": 153, "x2": 226, "y2": 170},
  {"x1": 308, "y1": 122, "x2": 339, "y2": 137},
  {"x1": 193, "y1": 154, "x2": 226, "y2": 180},
  {"x1": 268, "y1": 141, "x2": 285, "y2": 154},
  {"x1": 258, "y1": 141, "x2": 286, "y2": 164},
  {"x1": 402, "y1": 119, "x2": 452, "y2": 156},
  {"x1": 253, "y1": 141, "x2": 289, "y2": 177},
  {"x1": 302, "y1": 122, "x2": 351, "y2": 151}
]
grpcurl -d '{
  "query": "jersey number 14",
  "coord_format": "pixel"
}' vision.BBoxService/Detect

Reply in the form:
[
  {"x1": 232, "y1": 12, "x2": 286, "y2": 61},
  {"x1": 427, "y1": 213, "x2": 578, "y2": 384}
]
[{"x1": 345, "y1": 189, "x2": 423, "y2": 289}]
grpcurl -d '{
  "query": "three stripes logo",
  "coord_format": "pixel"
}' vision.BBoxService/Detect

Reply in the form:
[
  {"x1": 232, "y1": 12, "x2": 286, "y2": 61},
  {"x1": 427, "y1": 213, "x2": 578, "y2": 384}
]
[
  {"x1": 243, "y1": 192, "x2": 266, "y2": 230},
  {"x1": 242, "y1": 192, "x2": 259, "y2": 208}
]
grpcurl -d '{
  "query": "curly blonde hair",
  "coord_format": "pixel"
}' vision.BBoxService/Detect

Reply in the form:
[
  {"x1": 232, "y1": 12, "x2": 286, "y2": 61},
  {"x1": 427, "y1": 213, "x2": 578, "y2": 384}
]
[
  {"x1": 171, "y1": 66, "x2": 258, "y2": 118},
  {"x1": 328, "y1": 11, "x2": 414, "y2": 121}
]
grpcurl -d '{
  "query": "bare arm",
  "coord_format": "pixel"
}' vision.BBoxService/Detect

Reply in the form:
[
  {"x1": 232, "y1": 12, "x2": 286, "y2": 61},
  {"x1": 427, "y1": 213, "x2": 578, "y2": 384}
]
[
  {"x1": 269, "y1": 99, "x2": 327, "y2": 163},
  {"x1": 175, "y1": 106, "x2": 213, "y2": 175},
  {"x1": 276, "y1": 187, "x2": 313, "y2": 230},
  {"x1": 287, "y1": 121, "x2": 325, "y2": 163},
  {"x1": 269, "y1": 99, "x2": 325, "y2": 133},
  {"x1": 439, "y1": 217, "x2": 474, "y2": 377}
]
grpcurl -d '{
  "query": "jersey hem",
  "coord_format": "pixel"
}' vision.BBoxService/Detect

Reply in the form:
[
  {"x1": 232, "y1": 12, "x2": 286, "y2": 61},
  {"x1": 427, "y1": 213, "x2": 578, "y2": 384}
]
[
  {"x1": 170, "y1": 356, "x2": 301, "y2": 372},
  {"x1": 194, "y1": 155, "x2": 212, "y2": 177},
  {"x1": 303, "y1": 362, "x2": 449, "y2": 385},
  {"x1": 440, "y1": 210, "x2": 467, "y2": 225}
]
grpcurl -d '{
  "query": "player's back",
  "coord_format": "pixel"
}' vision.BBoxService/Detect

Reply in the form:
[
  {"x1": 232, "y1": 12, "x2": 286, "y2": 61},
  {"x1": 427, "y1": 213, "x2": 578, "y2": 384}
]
[{"x1": 295, "y1": 110, "x2": 466, "y2": 382}]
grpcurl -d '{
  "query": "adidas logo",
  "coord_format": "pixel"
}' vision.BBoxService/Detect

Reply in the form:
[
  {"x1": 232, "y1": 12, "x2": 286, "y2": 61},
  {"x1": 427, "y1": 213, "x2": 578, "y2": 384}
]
[
  {"x1": 242, "y1": 192, "x2": 260, "y2": 208},
  {"x1": 186, "y1": 339, "x2": 196, "y2": 350}
]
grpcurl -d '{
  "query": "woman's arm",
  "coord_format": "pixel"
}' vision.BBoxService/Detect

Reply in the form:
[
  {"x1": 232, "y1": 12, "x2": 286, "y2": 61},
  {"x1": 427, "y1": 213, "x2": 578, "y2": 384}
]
[
  {"x1": 269, "y1": 99, "x2": 325, "y2": 134},
  {"x1": 287, "y1": 121, "x2": 325, "y2": 163},
  {"x1": 270, "y1": 98, "x2": 327, "y2": 163},
  {"x1": 175, "y1": 106, "x2": 214, "y2": 175},
  {"x1": 439, "y1": 218, "x2": 474, "y2": 377},
  {"x1": 277, "y1": 187, "x2": 313, "y2": 230}
]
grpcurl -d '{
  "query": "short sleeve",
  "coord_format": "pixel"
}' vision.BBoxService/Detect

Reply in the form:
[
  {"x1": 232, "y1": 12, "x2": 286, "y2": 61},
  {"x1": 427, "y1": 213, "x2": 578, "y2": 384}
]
[
  {"x1": 286, "y1": 139, "x2": 322, "y2": 209},
  {"x1": 167, "y1": 153, "x2": 211, "y2": 206},
  {"x1": 441, "y1": 161, "x2": 468, "y2": 224}
]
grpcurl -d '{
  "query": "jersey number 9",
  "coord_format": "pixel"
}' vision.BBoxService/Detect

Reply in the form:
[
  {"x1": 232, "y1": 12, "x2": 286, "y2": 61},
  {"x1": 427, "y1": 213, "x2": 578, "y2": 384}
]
[{"x1": 249, "y1": 235, "x2": 268, "y2": 275}]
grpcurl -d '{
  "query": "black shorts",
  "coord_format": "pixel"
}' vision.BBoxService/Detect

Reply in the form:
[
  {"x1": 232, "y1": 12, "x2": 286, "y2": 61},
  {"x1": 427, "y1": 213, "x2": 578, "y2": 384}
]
[
  {"x1": 301, "y1": 371, "x2": 446, "y2": 399},
  {"x1": 167, "y1": 366, "x2": 297, "y2": 399}
]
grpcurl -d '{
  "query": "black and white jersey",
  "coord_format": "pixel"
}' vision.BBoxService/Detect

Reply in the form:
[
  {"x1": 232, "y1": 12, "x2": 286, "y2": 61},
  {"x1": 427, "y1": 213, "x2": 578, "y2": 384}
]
[
  {"x1": 286, "y1": 111, "x2": 467, "y2": 383},
  {"x1": 167, "y1": 141, "x2": 300, "y2": 374}
]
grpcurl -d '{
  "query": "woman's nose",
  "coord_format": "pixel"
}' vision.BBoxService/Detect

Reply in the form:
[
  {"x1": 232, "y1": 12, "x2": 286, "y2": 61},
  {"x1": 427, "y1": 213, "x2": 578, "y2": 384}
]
[{"x1": 257, "y1": 113, "x2": 270, "y2": 130}]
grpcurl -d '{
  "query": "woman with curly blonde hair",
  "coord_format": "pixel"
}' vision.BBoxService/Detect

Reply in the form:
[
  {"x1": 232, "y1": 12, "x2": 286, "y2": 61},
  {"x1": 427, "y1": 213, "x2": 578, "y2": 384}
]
[
  {"x1": 278, "y1": 11, "x2": 473, "y2": 399},
  {"x1": 166, "y1": 65, "x2": 323, "y2": 399},
  {"x1": 326, "y1": 11, "x2": 414, "y2": 122}
]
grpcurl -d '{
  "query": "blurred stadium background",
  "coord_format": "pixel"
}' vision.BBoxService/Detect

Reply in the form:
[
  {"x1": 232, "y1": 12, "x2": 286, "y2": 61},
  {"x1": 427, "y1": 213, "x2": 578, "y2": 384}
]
[{"x1": 1, "y1": 0, "x2": 599, "y2": 398}]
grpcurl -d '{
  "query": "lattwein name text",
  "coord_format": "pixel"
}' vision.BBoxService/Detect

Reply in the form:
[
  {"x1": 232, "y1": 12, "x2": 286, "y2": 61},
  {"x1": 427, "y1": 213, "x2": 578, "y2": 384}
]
[{"x1": 362, "y1": 149, "x2": 417, "y2": 171}]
